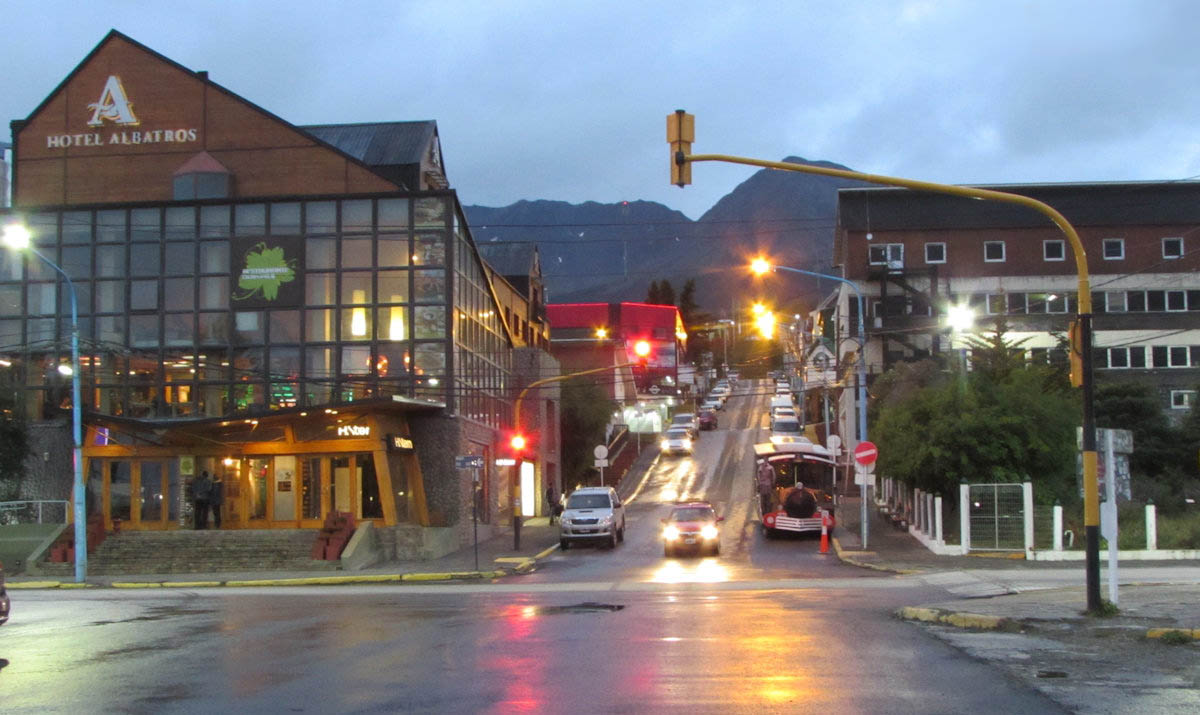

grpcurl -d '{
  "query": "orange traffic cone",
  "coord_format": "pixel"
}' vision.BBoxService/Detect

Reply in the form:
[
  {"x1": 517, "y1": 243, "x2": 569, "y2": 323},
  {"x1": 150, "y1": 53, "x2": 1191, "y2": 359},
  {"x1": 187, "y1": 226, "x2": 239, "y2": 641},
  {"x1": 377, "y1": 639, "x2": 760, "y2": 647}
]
[{"x1": 819, "y1": 510, "x2": 830, "y2": 554}]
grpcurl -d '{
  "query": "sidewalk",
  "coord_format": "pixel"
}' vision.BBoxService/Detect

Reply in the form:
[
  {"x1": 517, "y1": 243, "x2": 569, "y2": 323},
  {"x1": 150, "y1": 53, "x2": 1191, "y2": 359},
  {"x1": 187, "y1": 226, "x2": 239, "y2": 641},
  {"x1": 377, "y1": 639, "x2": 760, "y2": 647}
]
[{"x1": 7, "y1": 517, "x2": 564, "y2": 590}]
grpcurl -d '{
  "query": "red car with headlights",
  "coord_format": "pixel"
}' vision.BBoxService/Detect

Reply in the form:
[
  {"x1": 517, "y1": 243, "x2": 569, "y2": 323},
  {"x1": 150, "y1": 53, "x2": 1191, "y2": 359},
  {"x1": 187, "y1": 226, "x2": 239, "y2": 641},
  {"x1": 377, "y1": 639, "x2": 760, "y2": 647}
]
[{"x1": 662, "y1": 502, "x2": 723, "y2": 557}]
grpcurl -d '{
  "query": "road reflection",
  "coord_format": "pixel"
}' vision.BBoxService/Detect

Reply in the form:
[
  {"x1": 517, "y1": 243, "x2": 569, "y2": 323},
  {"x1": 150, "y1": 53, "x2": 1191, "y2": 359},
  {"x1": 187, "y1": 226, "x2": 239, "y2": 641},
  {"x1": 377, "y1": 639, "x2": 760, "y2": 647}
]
[{"x1": 651, "y1": 558, "x2": 730, "y2": 584}]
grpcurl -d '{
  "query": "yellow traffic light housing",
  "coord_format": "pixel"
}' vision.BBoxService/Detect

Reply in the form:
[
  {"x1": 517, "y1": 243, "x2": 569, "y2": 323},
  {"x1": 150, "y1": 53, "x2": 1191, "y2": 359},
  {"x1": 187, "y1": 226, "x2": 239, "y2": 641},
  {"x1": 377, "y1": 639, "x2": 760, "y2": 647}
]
[
  {"x1": 1068, "y1": 319, "x2": 1083, "y2": 387},
  {"x1": 666, "y1": 110, "x2": 694, "y2": 186}
]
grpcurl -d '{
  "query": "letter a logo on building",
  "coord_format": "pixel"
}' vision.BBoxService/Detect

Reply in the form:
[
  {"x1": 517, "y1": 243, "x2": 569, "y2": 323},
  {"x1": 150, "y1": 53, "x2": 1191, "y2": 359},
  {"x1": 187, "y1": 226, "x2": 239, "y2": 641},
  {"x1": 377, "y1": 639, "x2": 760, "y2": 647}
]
[{"x1": 87, "y1": 75, "x2": 139, "y2": 127}]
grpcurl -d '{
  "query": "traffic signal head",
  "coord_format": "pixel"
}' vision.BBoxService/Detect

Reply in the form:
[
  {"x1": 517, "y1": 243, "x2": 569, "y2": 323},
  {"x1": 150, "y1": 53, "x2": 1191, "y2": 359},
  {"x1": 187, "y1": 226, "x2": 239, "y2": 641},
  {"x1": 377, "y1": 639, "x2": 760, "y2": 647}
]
[
  {"x1": 510, "y1": 434, "x2": 527, "y2": 452},
  {"x1": 634, "y1": 340, "x2": 651, "y2": 358},
  {"x1": 666, "y1": 110, "x2": 694, "y2": 187}
]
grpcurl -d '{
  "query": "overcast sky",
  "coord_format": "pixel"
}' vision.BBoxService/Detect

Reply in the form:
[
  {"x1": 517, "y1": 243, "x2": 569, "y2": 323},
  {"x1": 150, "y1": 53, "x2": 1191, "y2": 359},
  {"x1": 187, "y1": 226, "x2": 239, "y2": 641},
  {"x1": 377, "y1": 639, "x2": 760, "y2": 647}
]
[{"x1": 4, "y1": 1, "x2": 1198, "y2": 219}]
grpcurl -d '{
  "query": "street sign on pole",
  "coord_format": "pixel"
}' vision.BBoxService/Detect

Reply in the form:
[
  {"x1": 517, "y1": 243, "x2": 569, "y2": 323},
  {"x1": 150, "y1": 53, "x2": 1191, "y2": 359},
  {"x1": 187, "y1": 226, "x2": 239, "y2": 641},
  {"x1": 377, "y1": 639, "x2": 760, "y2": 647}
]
[
  {"x1": 593, "y1": 445, "x2": 609, "y2": 460},
  {"x1": 854, "y1": 441, "x2": 878, "y2": 466},
  {"x1": 455, "y1": 455, "x2": 485, "y2": 470}
]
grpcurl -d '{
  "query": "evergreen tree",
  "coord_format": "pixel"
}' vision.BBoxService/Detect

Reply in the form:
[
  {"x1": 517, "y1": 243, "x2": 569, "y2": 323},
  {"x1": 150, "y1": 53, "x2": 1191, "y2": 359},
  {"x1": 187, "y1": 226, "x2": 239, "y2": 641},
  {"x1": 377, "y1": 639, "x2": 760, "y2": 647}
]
[
  {"x1": 659, "y1": 280, "x2": 676, "y2": 307},
  {"x1": 678, "y1": 279, "x2": 700, "y2": 325},
  {"x1": 645, "y1": 280, "x2": 661, "y2": 305}
]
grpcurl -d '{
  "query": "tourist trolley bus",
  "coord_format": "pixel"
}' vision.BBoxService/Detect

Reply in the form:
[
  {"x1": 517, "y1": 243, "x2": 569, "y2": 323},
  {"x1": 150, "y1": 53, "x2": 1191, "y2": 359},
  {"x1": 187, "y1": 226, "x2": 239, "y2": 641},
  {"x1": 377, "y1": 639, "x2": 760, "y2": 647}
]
[{"x1": 753, "y1": 439, "x2": 836, "y2": 537}]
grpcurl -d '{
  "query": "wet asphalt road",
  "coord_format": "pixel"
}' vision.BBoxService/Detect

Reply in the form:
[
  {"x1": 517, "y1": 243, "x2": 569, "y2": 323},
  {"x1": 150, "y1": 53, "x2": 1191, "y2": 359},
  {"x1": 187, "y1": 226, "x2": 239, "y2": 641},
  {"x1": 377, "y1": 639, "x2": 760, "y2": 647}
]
[{"x1": 0, "y1": 382, "x2": 1065, "y2": 713}]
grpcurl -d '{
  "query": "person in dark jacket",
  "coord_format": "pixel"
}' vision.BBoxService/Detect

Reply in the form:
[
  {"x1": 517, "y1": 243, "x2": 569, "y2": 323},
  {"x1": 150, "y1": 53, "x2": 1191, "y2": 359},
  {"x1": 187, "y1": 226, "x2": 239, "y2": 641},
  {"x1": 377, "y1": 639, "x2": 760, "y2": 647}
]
[
  {"x1": 192, "y1": 471, "x2": 212, "y2": 530},
  {"x1": 209, "y1": 473, "x2": 224, "y2": 528}
]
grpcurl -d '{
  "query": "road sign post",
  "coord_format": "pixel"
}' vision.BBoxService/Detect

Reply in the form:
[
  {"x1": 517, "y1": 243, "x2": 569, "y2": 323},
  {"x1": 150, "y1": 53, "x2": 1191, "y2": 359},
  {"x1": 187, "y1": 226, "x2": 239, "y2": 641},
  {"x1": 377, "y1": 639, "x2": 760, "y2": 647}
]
[
  {"x1": 594, "y1": 445, "x2": 609, "y2": 486},
  {"x1": 854, "y1": 441, "x2": 878, "y2": 549},
  {"x1": 456, "y1": 455, "x2": 485, "y2": 570}
]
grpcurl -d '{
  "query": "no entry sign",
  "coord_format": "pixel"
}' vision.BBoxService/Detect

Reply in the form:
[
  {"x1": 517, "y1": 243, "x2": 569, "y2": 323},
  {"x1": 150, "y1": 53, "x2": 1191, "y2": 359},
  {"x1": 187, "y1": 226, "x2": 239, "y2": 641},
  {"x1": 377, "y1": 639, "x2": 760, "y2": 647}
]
[{"x1": 853, "y1": 441, "x2": 878, "y2": 466}]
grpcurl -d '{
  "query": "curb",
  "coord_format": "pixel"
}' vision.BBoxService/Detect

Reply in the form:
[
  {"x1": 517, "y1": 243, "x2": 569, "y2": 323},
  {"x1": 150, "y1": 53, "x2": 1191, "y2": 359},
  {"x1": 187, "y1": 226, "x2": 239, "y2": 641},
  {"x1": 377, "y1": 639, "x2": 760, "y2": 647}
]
[
  {"x1": 895, "y1": 606, "x2": 1016, "y2": 631},
  {"x1": 832, "y1": 537, "x2": 924, "y2": 575},
  {"x1": 1145, "y1": 627, "x2": 1198, "y2": 641}
]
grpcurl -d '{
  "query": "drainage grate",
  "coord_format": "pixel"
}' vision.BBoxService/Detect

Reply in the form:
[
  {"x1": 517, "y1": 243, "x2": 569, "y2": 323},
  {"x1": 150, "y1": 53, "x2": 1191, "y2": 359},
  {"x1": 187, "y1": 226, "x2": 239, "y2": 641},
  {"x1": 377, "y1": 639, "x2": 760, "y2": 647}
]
[{"x1": 535, "y1": 602, "x2": 625, "y2": 615}]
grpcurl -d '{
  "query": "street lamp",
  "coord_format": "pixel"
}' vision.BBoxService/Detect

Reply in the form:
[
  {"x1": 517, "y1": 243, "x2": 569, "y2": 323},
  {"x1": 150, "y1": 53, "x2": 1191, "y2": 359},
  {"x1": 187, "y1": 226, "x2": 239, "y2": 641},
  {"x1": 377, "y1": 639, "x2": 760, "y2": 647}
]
[
  {"x1": 946, "y1": 304, "x2": 976, "y2": 372},
  {"x1": 752, "y1": 257, "x2": 871, "y2": 548},
  {"x1": 3, "y1": 221, "x2": 86, "y2": 583}
]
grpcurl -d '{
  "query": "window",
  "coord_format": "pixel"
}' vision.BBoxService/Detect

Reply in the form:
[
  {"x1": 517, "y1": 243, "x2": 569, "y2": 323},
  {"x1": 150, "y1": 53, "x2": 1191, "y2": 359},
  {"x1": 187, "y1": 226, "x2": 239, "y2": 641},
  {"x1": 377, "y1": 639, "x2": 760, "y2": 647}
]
[
  {"x1": 1102, "y1": 238, "x2": 1124, "y2": 260},
  {"x1": 1127, "y1": 291, "x2": 1146, "y2": 312},
  {"x1": 983, "y1": 241, "x2": 1005, "y2": 262},
  {"x1": 1171, "y1": 390, "x2": 1196, "y2": 409},
  {"x1": 869, "y1": 243, "x2": 904, "y2": 267},
  {"x1": 986, "y1": 294, "x2": 1005, "y2": 315},
  {"x1": 1006, "y1": 293, "x2": 1027, "y2": 314},
  {"x1": 1162, "y1": 237, "x2": 1183, "y2": 259},
  {"x1": 1147, "y1": 290, "x2": 1166, "y2": 312},
  {"x1": 173, "y1": 173, "x2": 230, "y2": 201},
  {"x1": 924, "y1": 243, "x2": 946, "y2": 264},
  {"x1": 1105, "y1": 292, "x2": 1126, "y2": 312},
  {"x1": 1043, "y1": 240, "x2": 1065, "y2": 261},
  {"x1": 1167, "y1": 290, "x2": 1187, "y2": 311}
]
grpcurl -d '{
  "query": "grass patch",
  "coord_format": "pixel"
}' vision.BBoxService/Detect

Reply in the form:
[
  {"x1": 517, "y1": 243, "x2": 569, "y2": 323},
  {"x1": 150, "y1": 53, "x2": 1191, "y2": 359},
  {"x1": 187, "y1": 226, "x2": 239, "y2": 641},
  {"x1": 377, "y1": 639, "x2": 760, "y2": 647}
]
[
  {"x1": 1157, "y1": 630, "x2": 1194, "y2": 646},
  {"x1": 1084, "y1": 599, "x2": 1119, "y2": 618}
]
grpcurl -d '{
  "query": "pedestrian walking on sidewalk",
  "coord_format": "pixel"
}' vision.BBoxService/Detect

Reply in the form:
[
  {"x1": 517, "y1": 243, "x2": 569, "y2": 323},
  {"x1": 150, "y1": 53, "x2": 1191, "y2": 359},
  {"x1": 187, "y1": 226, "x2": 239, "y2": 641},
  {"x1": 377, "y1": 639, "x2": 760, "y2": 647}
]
[
  {"x1": 546, "y1": 485, "x2": 558, "y2": 523},
  {"x1": 209, "y1": 473, "x2": 224, "y2": 528},
  {"x1": 192, "y1": 471, "x2": 212, "y2": 530}
]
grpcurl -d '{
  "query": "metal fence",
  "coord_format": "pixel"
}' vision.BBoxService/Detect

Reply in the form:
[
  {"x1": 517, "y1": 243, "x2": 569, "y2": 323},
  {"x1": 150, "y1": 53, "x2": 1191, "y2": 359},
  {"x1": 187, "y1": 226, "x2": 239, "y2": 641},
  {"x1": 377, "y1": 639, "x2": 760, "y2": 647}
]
[
  {"x1": 0, "y1": 500, "x2": 70, "y2": 525},
  {"x1": 967, "y1": 484, "x2": 1026, "y2": 551}
]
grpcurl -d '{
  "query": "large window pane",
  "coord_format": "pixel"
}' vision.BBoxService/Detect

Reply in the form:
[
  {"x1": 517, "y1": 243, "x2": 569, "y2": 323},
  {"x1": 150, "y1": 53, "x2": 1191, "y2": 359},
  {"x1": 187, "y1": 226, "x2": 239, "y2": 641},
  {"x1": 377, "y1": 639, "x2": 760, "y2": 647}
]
[
  {"x1": 378, "y1": 306, "x2": 409, "y2": 341},
  {"x1": 61, "y1": 246, "x2": 91, "y2": 278},
  {"x1": 340, "y1": 307, "x2": 372, "y2": 341},
  {"x1": 235, "y1": 204, "x2": 266, "y2": 235},
  {"x1": 96, "y1": 210, "x2": 125, "y2": 243},
  {"x1": 378, "y1": 198, "x2": 409, "y2": 229},
  {"x1": 165, "y1": 206, "x2": 196, "y2": 241},
  {"x1": 131, "y1": 280, "x2": 159, "y2": 311},
  {"x1": 163, "y1": 279, "x2": 194, "y2": 311},
  {"x1": 414, "y1": 234, "x2": 445, "y2": 266},
  {"x1": 165, "y1": 243, "x2": 196, "y2": 275},
  {"x1": 199, "y1": 205, "x2": 230, "y2": 238},
  {"x1": 341, "y1": 239, "x2": 372, "y2": 268},
  {"x1": 341, "y1": 345, "x2": 371, "y2": 375},
  {"x1": 306, "y1": 273, "x2": 335, "y2": 306},
  {"x1": 97, "y1": 315, "x2": 125, "y2": 345},
  {"x1": 27, "y1": 283, "x2": 56, "y2": 315},
  {"x1": 341, "y1": 272, "x2": 372, "y2": 305},
  {"x1": 62, "y1": 211, "x2": 92, "y2": 244},
  {"x1": 307, "y1": 238, "x2": 336, "y2": 269},
  {"x1": 305, "y1": 201, "x2": 337, "y2": 235},
  {"x1": 378, "y1": 270, "x2": 409, "y2": 303},
  {"x1": 341, "y1": 200, "x2": 372, "y2": 233},
  {"x1": 198, "y1": 313, "x2": 229, "y2": 346},
  {"x1": 414, "y1": 270, "x2": 445, "y2": 303},
  {"x1": 164, "y1": 314, "x2": 194, "y2": 347},
  {"x1": 270, "y1": 203, "x2": 301, "y2": 235},
  {"x1": 306, "y1": 346, "x2": 336, "y2": 381},
  {"x1": 414, "y1": 197, "x2": 446, "y2": 227},
  {"x1": 414, "y1": 342, "x2": 445, "y2": 374},
  {"x1": 200, "y1": 242, "x2": 229, "y2": 273},
  {"x1": 130, "y1": 208, "x2": 161, "y2": 241},
  {"x1": 199, "y1": 277, "x2": 229, "y2": 310},
  {"x1": 269, "y1": 310, "x2": 301, "y2": 343},
  {"x1": 305, "y1": 309, "x2": 335, "y2": 341},
  {"x1": 130, "y1": 315, "x2": 159, "y2": 348},
  {"x1": 234, "y1": 312, "x2": 264, "y2": 344},
  {"x1": 414, "y1": 306, "x2": 445, "y2": 339},
  {"x1": 96, "y1": 245, "x2": 126, "y2": 278},
  {"x1": 378, "y1": 234, "x2": 410, "y2": 267}
]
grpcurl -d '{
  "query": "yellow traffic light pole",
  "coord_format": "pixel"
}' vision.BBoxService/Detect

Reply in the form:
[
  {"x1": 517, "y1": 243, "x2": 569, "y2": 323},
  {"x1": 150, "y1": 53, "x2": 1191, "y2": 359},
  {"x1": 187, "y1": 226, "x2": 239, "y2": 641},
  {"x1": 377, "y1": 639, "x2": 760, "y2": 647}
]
[{"x1": 668, "y1": 110, "x2": 1103, "y2": 611}]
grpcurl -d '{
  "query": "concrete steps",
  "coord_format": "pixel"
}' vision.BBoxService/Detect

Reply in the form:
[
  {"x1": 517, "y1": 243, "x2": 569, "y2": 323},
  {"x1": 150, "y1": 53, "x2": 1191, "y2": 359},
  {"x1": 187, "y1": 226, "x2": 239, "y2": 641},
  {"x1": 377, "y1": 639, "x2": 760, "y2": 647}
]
[{"x1": 35, "y1": 529, "x2": 338, "y2": 576}]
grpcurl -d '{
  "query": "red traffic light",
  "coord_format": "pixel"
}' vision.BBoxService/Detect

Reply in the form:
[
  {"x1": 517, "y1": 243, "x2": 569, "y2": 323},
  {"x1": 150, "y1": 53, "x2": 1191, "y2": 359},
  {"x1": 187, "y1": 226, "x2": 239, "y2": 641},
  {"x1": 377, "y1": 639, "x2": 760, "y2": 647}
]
[
  {"x1": 510, "y1": 434, "x2": 527, "y2": 451},
  {"x1": 634, "y1": 340, "x2": 651, "y2": 358}
]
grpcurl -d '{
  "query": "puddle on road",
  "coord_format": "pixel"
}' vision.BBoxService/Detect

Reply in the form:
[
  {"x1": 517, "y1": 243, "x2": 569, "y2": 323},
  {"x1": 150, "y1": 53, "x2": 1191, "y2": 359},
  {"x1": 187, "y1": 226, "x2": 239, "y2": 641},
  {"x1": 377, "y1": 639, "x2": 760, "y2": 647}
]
[
  {"x1": 87, "y1": 604, "x2": 217, "y2": 627},
  {"x1": 532, "y1": 602, "x2": 625, "y2": 615}
]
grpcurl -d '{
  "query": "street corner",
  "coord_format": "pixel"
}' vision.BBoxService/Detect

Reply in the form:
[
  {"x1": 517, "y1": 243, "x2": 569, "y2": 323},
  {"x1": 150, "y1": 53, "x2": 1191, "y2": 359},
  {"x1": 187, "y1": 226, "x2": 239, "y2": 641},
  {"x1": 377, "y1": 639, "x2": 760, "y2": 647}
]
[
  {"x1": 895, "y1": 605, "x2": 1019, "y2": 632},
  {"x1": 832, "y1": 537, "x2": 925, "y2": 575}
]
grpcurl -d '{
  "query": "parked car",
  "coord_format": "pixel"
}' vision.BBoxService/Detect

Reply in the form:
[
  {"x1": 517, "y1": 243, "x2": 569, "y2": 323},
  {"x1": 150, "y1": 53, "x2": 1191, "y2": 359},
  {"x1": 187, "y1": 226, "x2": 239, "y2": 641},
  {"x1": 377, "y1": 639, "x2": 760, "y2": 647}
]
[
  {"x1": 660, "y1": 428, "x2": 694, "y2": 456},
  {"x1": 670, "y1": 412, "x2": 700, "y2": 439},
  {"x1": 770, "y1": 416, "x2": 804, "y2": 444},
  {"x1": 697, "y1": 409, "x2": 718, "y2": 430},
  {"x1": 1, "y1": 560, "x2": 9, "y2": 625},
  {"x1": 701, "y1": 397, "x2": 722, "y2": 411},
  {"x1": 662, "y1": 501, "x2": 724, "y2": 557},
  {"x1": 559, "y1": 486, "x2": 626, "y2": 550}
]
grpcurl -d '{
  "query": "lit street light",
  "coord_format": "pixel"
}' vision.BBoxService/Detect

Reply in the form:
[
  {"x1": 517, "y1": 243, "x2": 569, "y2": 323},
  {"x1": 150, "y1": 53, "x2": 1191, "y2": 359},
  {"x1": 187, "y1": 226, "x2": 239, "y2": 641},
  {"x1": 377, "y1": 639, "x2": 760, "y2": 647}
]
[
  {"x1": 3, "y1": 221, "x2": 87, "y2": 583},
  {"x1": 752, "y1": 256, "x2": 871, "y2": 547}
]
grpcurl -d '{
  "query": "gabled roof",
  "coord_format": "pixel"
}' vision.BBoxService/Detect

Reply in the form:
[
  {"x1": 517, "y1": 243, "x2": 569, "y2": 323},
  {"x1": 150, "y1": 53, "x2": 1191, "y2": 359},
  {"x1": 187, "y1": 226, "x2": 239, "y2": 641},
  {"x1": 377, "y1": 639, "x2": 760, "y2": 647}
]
[
  {"x1": 477, "y1": 241, "x2": 537, "y2": 278},
  {"x1": 299, "y1": 121, "x2": 436, "y2": 168}
]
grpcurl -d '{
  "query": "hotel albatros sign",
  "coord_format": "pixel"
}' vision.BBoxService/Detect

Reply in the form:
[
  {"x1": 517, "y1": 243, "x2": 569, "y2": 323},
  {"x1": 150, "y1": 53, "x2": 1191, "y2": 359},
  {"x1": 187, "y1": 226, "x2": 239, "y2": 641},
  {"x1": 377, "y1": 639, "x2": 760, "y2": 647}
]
[{"x1": 45, "y1": 75, "x2": 199, "y2": 149}]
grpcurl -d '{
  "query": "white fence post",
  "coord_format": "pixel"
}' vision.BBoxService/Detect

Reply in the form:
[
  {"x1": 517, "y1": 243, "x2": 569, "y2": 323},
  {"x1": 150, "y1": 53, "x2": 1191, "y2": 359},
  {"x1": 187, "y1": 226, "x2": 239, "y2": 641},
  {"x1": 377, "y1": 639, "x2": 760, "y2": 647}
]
[
  {"x1": 934, "y1": 495, "x2": 944, "y2": 546},
  {"x1": 1146, "y1": 502, "x2": 1157, "y2": 551},
  {"x1": 925, "y1": 493, "x2": 934, "y2": 537},
  {"x1": 1053, "y1": 503, "x2": 1063, "y2": 551},
  {"x1": 959, "y1": 483, "x2": 970, "y2": 555},
  {"x1": 1022, "y1": 481, "x2": 1034, "y2": 557},
  {"x1": 914, "y1": 488, "x2": 923, "y2": 532}
]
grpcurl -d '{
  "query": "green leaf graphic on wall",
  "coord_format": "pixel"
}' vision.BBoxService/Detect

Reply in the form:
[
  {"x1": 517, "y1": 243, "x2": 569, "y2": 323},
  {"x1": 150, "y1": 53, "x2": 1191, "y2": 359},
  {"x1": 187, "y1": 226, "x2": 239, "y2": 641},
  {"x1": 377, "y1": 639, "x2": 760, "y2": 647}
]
[{"x1": 235, "y1": 242, "x2": 297, "y2": 301}]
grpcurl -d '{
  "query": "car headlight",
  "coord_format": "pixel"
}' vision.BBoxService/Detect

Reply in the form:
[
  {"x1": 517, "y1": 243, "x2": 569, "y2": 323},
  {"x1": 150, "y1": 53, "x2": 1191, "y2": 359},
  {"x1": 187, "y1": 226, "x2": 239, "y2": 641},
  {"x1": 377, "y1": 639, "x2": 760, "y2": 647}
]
[
  {"x1": 701, "y1": 524, "x2": 719, "y2": 540},
  {"x1": 661, "y1": 439, "x2": 670, "y2": 451},
  {"x1": 600, "y1": 514, "x2": 613, "y2": 524},
  {"x1": 682, "y1": 438, "x2": 692, "y2": 449},
  {"x1": 663, "y1": 525, "x2": 680, "y2": 541}
]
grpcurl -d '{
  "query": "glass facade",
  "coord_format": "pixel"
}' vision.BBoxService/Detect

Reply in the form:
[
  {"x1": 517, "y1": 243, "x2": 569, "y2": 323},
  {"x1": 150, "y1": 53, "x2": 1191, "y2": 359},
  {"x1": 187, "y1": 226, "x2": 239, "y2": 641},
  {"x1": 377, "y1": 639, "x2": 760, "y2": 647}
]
[{"x1": 0, "y1": 193, "x2": 513, "y2": 429}]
